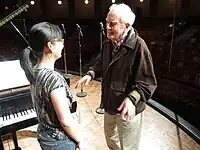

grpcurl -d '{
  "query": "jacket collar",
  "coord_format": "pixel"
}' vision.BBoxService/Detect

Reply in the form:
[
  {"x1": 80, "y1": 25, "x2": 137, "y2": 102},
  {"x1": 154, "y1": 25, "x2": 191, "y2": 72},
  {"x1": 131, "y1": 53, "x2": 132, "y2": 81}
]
[
  {"x1": 102, "y1": 28, "x2": 138, "y2": 79},
  {"x1": 121, "y1": 27, "x2": 138, "y2": 50}
]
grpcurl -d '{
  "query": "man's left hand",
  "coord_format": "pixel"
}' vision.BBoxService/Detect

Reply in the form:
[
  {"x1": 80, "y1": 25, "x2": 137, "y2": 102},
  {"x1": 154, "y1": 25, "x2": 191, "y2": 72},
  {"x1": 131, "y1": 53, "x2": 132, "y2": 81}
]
[{"x1": 118, "y1": 97, "x2": 136, "y2": 121}]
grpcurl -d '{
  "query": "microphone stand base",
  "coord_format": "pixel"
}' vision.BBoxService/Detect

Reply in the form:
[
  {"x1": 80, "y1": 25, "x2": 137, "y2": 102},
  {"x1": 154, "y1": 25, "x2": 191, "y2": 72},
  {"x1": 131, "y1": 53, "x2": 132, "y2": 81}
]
[
  {"x1": 96, "y1": 107, "x2": 105, "y2": 114},
  {"x1": 76, "y1": 91, "x2": 87, "y2": 97}
]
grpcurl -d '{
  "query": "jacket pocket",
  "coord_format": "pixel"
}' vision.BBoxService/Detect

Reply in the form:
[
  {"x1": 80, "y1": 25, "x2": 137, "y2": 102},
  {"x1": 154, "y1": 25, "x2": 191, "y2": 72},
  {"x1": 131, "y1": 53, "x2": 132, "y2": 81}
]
[{"x1": 110, "y1": 81, "x2": 126, "y2": 96}]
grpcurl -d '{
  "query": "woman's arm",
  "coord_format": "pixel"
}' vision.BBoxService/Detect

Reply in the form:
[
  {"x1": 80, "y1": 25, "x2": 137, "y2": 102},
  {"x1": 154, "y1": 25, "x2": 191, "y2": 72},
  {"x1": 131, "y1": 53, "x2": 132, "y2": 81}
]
[{"x1": 50, "y1": 87, "x2": 83, "y2": 144}]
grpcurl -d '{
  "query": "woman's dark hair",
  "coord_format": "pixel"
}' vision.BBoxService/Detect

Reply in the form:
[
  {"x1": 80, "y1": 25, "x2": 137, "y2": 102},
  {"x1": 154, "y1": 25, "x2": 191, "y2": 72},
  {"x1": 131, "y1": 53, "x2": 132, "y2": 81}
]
[
  {"x1": 29, "y1": 22, "x2": 63, "y2": 58},
  {"x1": 19, "y1": 22, "x2": 63, "y2": 84}
]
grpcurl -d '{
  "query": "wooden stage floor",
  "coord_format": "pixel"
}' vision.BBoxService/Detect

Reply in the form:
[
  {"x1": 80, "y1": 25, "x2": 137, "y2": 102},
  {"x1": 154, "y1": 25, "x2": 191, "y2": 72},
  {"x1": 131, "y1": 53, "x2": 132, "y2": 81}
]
[{"x1": 2, "y1": 74, "x2": 200, "y2": 150}]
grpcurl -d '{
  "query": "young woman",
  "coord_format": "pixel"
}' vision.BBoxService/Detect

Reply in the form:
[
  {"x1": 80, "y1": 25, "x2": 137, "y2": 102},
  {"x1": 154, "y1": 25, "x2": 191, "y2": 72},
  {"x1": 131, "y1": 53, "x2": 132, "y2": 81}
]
[{"x1": 19, "y1": 22, "x2": 84, "y2": 150}]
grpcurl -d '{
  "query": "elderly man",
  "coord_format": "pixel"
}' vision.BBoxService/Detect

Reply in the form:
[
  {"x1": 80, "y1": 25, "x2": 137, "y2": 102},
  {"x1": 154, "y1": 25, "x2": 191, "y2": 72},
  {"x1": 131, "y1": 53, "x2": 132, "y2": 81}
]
[{"x1": 75, "y1": 3, "x2": 157, "y2": 150}]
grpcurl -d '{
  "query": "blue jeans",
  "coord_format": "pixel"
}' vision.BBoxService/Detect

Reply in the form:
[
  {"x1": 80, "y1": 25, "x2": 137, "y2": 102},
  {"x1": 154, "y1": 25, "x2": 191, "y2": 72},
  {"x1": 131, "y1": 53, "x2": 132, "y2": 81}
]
[{"x1": 37, "y1": 127, "x2": 76, "y2": 150}]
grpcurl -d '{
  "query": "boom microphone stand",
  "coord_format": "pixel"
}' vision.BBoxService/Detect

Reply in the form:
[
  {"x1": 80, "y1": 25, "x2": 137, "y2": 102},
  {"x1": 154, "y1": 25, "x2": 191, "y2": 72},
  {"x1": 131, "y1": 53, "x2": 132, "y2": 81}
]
[
  {"x1": 76, "y1": 24, "x2": 87, "y2": 97},
  {"x1": 96, "y1": 22, "x2": 105, "y2": 114},
  {"x1": 10, "y1": 21, "x2": 29, "y2": 46},
  {"x1": 61, "y1": 24, "x2": 68, "y2": 74}
]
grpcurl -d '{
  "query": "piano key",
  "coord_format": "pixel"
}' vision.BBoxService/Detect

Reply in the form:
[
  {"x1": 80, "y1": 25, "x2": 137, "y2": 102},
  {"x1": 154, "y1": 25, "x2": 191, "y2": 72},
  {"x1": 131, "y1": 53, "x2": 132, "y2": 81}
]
[
  {"x1": 22, "y1": 110, "x2": 26, "y2": 115},
  {"x1": 23, "y1": 110, "x2": 27, "y2": 115},
  {"x1": 0, "y1": 117, "x2": 3, "y2": 127},
  {"x1": 9, "y1": 111, "x2": 15, "y2": 120}
]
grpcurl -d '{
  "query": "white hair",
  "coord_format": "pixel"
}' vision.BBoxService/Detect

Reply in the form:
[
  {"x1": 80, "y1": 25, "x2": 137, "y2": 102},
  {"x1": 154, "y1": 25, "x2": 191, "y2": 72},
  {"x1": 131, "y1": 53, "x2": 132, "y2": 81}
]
[{"x1": 109, "y1": 3, "x2": 135, "y2": 26}]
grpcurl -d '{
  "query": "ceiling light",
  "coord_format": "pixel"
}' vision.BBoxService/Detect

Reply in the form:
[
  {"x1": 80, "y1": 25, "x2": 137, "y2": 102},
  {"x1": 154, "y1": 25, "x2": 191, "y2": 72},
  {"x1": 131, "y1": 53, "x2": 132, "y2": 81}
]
[
  {"x1": 85, "y1": 0, "x2": 89, "y2": 4},
  {"x1": 30, "y1": 1, "x2": 35, "y2": 5},
  {"x1": 58, "y1": 0, "x2": 62, "y2": 5}
]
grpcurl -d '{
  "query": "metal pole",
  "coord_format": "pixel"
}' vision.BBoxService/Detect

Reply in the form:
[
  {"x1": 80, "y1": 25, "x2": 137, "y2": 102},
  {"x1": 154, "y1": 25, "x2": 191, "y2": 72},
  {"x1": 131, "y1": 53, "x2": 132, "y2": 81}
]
[
  {"x1": 168, "y1": 0, "x2": 177, "y2": 74},
  {"x1": 76, "y1": 24, "x2": 87, "y2": 97}
]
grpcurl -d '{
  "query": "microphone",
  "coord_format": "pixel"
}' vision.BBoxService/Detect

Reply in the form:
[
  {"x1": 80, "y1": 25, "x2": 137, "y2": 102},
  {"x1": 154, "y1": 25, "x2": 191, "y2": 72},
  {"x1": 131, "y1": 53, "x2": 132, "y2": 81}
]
[
  {"x1": 99, "y1": 22, "x2": 103, "y2": 28},
  {"x1": 76, "y1": 23, "x2": 80, "y2": 29},
  {"x1": 76, "y1": 24, "x2": 83, "y2": 36},
  {"x1": 61, "y1": 24, "x2": 66, "y2": 34},
  {"x1": 99, "y1": 22, "x2": 105, "y2": 36},
  {"x1": 76, "y1": 24, "x2": 83, "y2": 37}
]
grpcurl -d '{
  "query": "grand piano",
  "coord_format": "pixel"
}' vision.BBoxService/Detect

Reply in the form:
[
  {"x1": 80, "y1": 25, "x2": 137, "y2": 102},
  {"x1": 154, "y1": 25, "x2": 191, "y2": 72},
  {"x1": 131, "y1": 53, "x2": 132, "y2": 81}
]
[
  {"x1": 0, "y1": 60, "x2": 36, "y2": 150},
  {"x1": 0, "y1": 60, "x2": 69, "y2": 150},
  {"x1": 0, "y1": 4, "x2": 36, "y2": 149}
]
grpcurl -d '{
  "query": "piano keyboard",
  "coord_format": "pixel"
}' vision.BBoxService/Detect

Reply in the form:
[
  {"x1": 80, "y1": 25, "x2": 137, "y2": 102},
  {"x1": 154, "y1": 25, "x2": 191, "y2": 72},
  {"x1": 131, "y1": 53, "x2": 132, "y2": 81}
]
[
  {"x1": 0, "y1": 108, "x2": 36, "y2": 128},
  {"x1": 0, "y1": 86, "x2": 37, "y2": 128}
]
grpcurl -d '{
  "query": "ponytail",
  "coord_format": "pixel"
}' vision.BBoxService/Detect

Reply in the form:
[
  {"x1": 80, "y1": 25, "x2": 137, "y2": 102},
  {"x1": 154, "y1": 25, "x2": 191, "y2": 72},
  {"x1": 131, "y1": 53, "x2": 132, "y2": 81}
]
[{"x1": 19, "y1": 46, "x2": 37, "y2": 84}]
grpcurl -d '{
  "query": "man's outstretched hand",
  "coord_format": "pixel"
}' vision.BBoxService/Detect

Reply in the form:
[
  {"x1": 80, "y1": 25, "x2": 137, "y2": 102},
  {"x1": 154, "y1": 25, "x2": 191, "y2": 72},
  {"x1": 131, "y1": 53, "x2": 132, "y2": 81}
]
[{"x1": 75, "y1": 75, "x2": 92, "y2": 89}]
